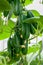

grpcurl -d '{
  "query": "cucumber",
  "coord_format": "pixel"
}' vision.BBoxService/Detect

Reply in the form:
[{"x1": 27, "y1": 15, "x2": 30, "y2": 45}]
[
  {"x1": 30, "y1": 24, "x2": 35, "y2": 34},
  {"x1": 22, "y1": 40, "x2": 28, "y2": 55},
  {"x1": 15, "y1": 35, "x2": 20, "y2": 53},
  {"x1": 14, "y1": 0, "x2": 20, "y2": 15},
  {"x1": 25, "y1": 23, "x2": 30, "y2": 39},
  {"x1": 7, "y1": 37, "x2": 12, "y2": 52},
  {"x1": 27, "y1": 11, "x2": 37, "y2": 34},
  {"x1": 22, "y1": 14, "x2": 27, "y2": 21},
  {"x1": 12, "y1": 33, "x2": 20, "y2": 54},
  {"x1": 22, "y1": 23, "x2": 30, "y2": 39},
  {"x1": 8, "y1": 33, "x2": 20, "y2": 59},
  {"x1": 21, "y1": 14, "x2": 30, "y2": 39},
  {"x1": 7, "y1": 37, "x2": 13, "y2": 58},
  {"x1": 12, "y1": 34, "x2": 20, "y2": 61},
  {"x1": 32, "y1": 23, "x2": 37, "y2": 29},
  {"x1": 27, "y1": 11, "x2": 34, "y2": 18},
  {"x1": 21, "y1": 23, "x2": 25, "y2": 39},
  {"x1": 3, "y1": 11, "x2": 9, "y2": 17}
]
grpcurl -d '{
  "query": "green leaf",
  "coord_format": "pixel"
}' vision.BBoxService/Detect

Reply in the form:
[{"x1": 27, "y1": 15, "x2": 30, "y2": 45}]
[
  {"x1": 24, "y1": 17, "x2": 40, "y2": 23},
  {"x1": 31, "y1": 10, "x2": 40, "y2": 16},
  {"x1": 25, "y1": 0, "x2": 33, "y2": 5},
  {"x1": 0, "y1": 20, "x2": 15, "y2": 40},
  {"x1": 0, "y1": 0, "x2": 11, "y2": 11},
  {"x1": 24, "y1": 16, "x2": 43, "y2": 27},
  {"x1": 28, "y1": 45, "x2": 40, "y2": 54}
]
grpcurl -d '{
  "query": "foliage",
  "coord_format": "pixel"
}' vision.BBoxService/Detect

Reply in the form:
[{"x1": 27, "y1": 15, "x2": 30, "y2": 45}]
[
  {"x1": 0, "y1": 19, "x2": 15, "y2": 40},
  {"x1": 0, "y1": 0, "x2": 11, "y2": 11}
]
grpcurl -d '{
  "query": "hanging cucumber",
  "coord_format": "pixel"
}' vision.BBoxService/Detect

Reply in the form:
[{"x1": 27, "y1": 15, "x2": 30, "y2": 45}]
[
  {"x1": 11, "y1": 33, "x2": 20, "y2": 54},
  {"x1": 27, "y1": 11, "x2": 37, "y2": 30},
  {"x1": 30, "y1": 24, "x2": 36, "y2": 34},
  {"x1": 27, "y1": 11, "x2": 34, "y2": 18},
  {"x1": 14, "y1": 0, "x2": 20, "y2": 16},
  {"x1": 22, "y1": 14, "x2": 27, "y2": 21},
  {"x1": 8, "y1": 33, "x2": 21, "y2": 60},
  {"x1": 14, "y1": 34, "x2": 20, "y2": 54},
  {"x1": 21, "y1": 23, "x2": 25, "y2": 40},
  {"x1": 12, "y1": 33, "x2": 21, "y2": 61},
  {"x1": 21, "y1": 14, "x2": 30, "y2": 39},
  {"x1": 7, "y1": 37, "x2": 13, "y2": 58},
  {"x1": 21, "y1": 14, "x2": 27, "y2": 36},
  {"x1": 3, "y1": 11, "x2": 9, "y2": 17},
  {"x1": 25, "y1": 23, "x2": 30, "y2": 39},
  {"x1": 22, "y1": 23, "x2": 30, "y2": 40},
  {"x1": 22, "y1": 40, "x2": 28, "y2": 55},
  {"x1": 7, "y1": 37, "x2": 12, "y2": 52},
  {"x1": 32, "y1": 22, "x2": 37, "y2": 29}
]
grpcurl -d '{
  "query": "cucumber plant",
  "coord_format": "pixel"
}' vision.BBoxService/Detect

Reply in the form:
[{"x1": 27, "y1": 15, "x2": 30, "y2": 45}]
[
  {"x1": 0, "y1": 0, "x2": 43, "y2": 65},
  {"x1": 7, "y1": 0, "x2": 38, "y2": 64}
]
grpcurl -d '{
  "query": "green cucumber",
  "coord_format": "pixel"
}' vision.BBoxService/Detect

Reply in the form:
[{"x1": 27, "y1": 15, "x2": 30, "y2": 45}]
[
  {"x1": 27, "y1": 11, "x2": 37, "y2": 29},
  {"x1": 22, "y1": 40, "x2": 28, "y2": 55},
  {"x1": 7, "y1": 37, "x2": 13, "y2": 58},
  {"x1": 30, "y1": 24, "x2": 35, "y2": 34},
  {"x1": 12, "y1": 33, "x2": 20, "y2": 54},
  {"x1": 14, "y1": 0, "x2": 20, "y2": 15},
  {"x1": 3, "y1": 11, "x2": 9, "y2": 17},
  {"x1": 25, "y1": 23, "x2": 30, "y2": 39},
  {"x1": 32, "y1": 23, "x2": 37, "y2": 29},
  {"x1": 22, "y1": 23, "x2": 30, "y2": 39},
  {"x1": 27, "y1": 11, "x2": 34, "y2": 18},
  {"x1": 21, "y1": 14, "x2": 30, "y2": 39}
]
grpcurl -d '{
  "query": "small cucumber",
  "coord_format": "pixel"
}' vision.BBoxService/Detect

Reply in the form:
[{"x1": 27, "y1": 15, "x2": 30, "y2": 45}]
[
  {"x1": 22, "y1": 40, "x2": 28, "y2": 55},
  {"x1": 3, "y1": 11, "x2": 9, "y2": 17},
  {"x1": 25, "y1": 23, "x2": 30, "y2": 39},
  {"x1": 14, "y1": 0, "x2": 20, "y2": 15},
  {"x1": 7, "y1": 37, "x2": 13, "y2": 58},
  {"x1": 32, "y1": 23, "x2": 37, "y2": 29},
  {"x1": 30, "y1": 24, "x2": 35, "y2": 34},
  {"x1": 27, "y1": 11, "x2": 34, "y2": 18}
]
